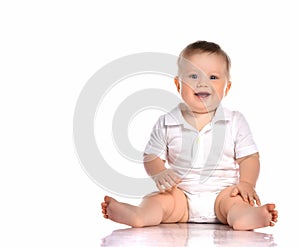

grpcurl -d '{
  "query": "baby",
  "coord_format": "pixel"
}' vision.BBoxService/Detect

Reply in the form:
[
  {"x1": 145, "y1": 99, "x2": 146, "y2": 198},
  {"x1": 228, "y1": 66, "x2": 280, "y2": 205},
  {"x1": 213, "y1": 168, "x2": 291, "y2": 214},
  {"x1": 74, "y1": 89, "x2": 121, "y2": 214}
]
[{"x1": 101, "y1": 40, "x2": 278, "y2": 230}]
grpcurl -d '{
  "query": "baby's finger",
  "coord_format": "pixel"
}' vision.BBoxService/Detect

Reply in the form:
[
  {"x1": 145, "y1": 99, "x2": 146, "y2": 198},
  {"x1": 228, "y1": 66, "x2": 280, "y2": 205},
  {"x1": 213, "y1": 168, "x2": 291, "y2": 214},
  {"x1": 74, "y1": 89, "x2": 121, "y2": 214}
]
[
  {"x1": 169, "y1": 173, "x2": 182, "y2": 184},
  {"x1": 241, "y1": 192, "x2": 249, "y2": 203},
  {"x1": 248, "y1": 194, "x2": 255, "y2": 206},
  {"x1": 174, "y1": 176, "x2": 182, "y2": 184},
  {"x1": 156, "y1": 180, "x2": 165, "y2": 192},
  {"x1": 165, "y1": 175, "x2": 176, "y2": 187},
  {"x1": 254, "y1": 193, "x2": 261, "y2": 206},
  {"x1": 162, "y1": 178, "x2": 173, "y2": 191},
  {"x1": 231, "y1": 187, "x2": 239, "y2": 197}
]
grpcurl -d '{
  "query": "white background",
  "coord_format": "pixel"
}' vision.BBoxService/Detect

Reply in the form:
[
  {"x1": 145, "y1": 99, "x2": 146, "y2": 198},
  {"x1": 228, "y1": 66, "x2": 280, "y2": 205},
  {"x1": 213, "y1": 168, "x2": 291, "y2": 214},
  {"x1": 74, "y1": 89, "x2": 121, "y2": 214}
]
[{"x1": 1, "y1": 0, "x2": 299, "y2": 246}]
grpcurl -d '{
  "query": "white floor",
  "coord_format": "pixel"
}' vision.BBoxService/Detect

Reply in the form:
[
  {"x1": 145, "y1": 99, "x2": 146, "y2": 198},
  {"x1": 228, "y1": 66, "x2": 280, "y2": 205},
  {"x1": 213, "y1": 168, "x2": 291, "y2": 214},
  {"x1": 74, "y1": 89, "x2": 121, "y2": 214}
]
[
  {"x1": 101, "y1": 223, "x2": 276, "y2": 247},
  {"x1": 99, "y1": 220, "x2": 293, "y2": 247}
]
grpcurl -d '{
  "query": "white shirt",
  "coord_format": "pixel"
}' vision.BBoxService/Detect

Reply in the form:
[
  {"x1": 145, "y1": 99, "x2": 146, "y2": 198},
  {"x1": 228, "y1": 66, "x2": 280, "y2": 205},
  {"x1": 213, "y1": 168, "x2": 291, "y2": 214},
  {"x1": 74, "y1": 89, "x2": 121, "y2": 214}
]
[{"x1": 144, "y1": 103, "x2": 258, "y2": 194}]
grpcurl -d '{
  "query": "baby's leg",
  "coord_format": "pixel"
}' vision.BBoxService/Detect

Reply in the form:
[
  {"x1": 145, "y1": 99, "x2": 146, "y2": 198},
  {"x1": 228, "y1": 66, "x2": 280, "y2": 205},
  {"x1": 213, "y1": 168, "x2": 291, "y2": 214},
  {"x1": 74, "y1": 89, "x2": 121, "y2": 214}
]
[
  {"x1": 101, "y1": 187, "x2": 189, "y2": 227},
  {"x1": 214, "y1": 186, "x2": 278, "y2": 230}
]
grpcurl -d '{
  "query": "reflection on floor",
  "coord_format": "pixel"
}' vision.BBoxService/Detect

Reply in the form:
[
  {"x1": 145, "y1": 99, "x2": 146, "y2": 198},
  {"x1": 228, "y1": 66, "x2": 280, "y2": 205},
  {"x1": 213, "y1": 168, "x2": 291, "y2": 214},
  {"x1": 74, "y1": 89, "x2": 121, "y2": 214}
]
[{"x1": 101, "y1": 223, "x2": 277, "y2": 246}]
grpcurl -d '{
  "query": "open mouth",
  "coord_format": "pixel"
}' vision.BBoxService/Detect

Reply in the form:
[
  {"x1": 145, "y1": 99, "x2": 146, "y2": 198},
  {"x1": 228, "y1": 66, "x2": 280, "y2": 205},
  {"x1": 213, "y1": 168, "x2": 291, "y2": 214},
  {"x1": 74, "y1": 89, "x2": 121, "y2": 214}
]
[{"x1": 194, "y1": 92, "x2": 211, "y2": 99}]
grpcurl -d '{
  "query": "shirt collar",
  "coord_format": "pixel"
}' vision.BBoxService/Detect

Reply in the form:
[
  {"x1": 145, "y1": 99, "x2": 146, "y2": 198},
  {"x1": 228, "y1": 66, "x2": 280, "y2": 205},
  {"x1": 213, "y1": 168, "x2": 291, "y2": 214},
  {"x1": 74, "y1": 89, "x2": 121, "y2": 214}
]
[
  {"x1": 165, "y1": 103, "x2": 231, "y2": 128},
  {"x1": 213, "y1": 104, "x2": 231, "y2": 123},
  {"x1": 165, "y1": 103, "x2": 186, "y2": 126}
]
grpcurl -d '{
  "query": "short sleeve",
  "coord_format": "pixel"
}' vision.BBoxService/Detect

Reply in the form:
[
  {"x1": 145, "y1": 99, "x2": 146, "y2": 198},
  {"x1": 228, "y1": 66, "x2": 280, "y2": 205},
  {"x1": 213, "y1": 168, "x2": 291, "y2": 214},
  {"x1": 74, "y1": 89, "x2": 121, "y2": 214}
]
[
  {"x1": 233, "y1": 112, "x2": 259, "y2": 159},
  {"x1": 144, "y1": 116, "x2": 168, "y2": 160}
]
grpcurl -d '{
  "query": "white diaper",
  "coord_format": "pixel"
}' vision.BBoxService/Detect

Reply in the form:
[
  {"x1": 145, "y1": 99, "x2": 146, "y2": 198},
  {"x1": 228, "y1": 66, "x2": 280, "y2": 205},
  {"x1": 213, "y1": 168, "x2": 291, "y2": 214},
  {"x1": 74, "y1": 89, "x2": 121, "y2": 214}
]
[{"x1": 185, "y1": 191, "x2": 220, "y2": 223}]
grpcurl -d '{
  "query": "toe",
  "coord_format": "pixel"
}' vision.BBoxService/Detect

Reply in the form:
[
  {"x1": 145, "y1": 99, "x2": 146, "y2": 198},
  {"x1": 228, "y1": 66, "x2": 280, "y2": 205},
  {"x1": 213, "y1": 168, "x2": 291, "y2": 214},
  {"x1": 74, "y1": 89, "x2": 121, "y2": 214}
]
[
  {"x1": 267, "y1": 203, "x2": 276, "y2": 211},
  {"x1": 270, "y1": 222, "x2": 275, "y2": 227},
  {"x1": 104, "y1": 195, "x2": 111, "y2": 202},
  {"x1": 272, "y1": 211, "x2": 278, "y2": 219}
]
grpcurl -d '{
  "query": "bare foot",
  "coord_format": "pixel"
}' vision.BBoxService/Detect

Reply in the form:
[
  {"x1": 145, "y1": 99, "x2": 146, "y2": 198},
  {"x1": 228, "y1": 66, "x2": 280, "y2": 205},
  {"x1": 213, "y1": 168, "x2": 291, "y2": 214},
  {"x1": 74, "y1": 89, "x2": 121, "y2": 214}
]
[
  {"x1": 101, "y1": 196, "x2": 144, "y2": 227},
  {"x1": 228, "y1": 203, "x2": 278, "y2": 230}
]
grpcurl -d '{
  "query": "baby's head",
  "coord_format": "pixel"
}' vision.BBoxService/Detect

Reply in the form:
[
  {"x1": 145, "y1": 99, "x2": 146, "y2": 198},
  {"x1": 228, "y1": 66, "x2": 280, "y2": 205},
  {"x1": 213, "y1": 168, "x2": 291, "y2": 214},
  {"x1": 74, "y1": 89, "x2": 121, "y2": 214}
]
[
  {"x1": 177, "y1": 40, "x2": 231, "y2": 79},
  {"x1": 175, "y1": 40, "x2": 232, "y2": 114}
]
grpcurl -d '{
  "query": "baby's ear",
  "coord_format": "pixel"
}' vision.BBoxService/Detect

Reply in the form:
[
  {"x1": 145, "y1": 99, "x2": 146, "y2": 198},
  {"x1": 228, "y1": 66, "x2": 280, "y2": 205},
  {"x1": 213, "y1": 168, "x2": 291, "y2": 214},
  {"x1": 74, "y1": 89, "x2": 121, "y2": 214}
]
[
  {"x1": 174, "y1": 76, "x2": 180, "y2": 93},
  {"x1": 225, "y1": 81, "x2": 232, "y2": 96}
]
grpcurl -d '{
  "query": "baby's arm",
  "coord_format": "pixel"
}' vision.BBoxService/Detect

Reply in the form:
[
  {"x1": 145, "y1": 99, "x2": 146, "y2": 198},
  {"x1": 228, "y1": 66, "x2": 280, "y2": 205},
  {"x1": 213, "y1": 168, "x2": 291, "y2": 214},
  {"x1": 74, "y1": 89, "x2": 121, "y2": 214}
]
[
  {"x1": 144, "y1": 154, "x2": 181, "y2": 192},
  {"x1": 231, "y1": 152, "x2": 261, "y2": 206},
  {"x1": 144, "y1": 154, "x2": 166, "y2": 175}
]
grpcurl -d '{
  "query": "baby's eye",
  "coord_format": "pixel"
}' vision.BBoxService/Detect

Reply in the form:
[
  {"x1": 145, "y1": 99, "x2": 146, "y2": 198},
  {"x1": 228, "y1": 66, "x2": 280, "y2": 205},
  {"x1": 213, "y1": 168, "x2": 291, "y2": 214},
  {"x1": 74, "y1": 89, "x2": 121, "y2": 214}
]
[
  {"x1": 189, "y1": 74, "x2": 198, "y2": 80},
  {"x1": 210, "y1": 75, "x2": 218, "y2": 80}
]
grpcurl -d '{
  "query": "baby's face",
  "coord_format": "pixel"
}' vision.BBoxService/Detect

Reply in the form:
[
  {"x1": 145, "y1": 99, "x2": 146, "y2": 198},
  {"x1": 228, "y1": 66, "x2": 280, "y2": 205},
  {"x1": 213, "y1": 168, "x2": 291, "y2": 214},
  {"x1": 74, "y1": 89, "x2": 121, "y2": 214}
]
[{"x1": 177, "y1": 52, "x2": 231, "y2": 114}]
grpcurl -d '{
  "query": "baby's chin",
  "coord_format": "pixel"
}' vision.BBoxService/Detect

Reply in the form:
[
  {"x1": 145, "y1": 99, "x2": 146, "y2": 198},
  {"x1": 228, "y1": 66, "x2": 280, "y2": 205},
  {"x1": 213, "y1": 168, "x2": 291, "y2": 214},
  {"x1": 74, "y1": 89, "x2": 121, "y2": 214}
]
[
  {"x1": 191, "y1": 108, "x2": 216, "y2": 115},
  {"x1": 186, "y1": 103, "x2": 217, "y2": 115}
]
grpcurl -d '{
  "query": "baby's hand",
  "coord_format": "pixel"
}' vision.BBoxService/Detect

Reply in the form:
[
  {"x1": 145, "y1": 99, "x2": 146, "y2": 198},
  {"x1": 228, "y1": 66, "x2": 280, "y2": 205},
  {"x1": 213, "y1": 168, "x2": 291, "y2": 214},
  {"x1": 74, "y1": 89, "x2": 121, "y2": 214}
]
[
  {"x1": 151, "y1": 169, "x2": 181, "y2": 192},
  {"x1": 231, "y1": 181, "x2": 261, "y2": 206}
]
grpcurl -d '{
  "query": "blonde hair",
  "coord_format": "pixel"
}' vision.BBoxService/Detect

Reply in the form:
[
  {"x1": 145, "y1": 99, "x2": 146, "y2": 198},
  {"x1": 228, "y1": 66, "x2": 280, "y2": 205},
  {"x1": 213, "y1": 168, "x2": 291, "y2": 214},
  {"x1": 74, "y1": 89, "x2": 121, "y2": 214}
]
[{"x1": 178, "y1": 40, "x2": 231, "y2": 78}]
